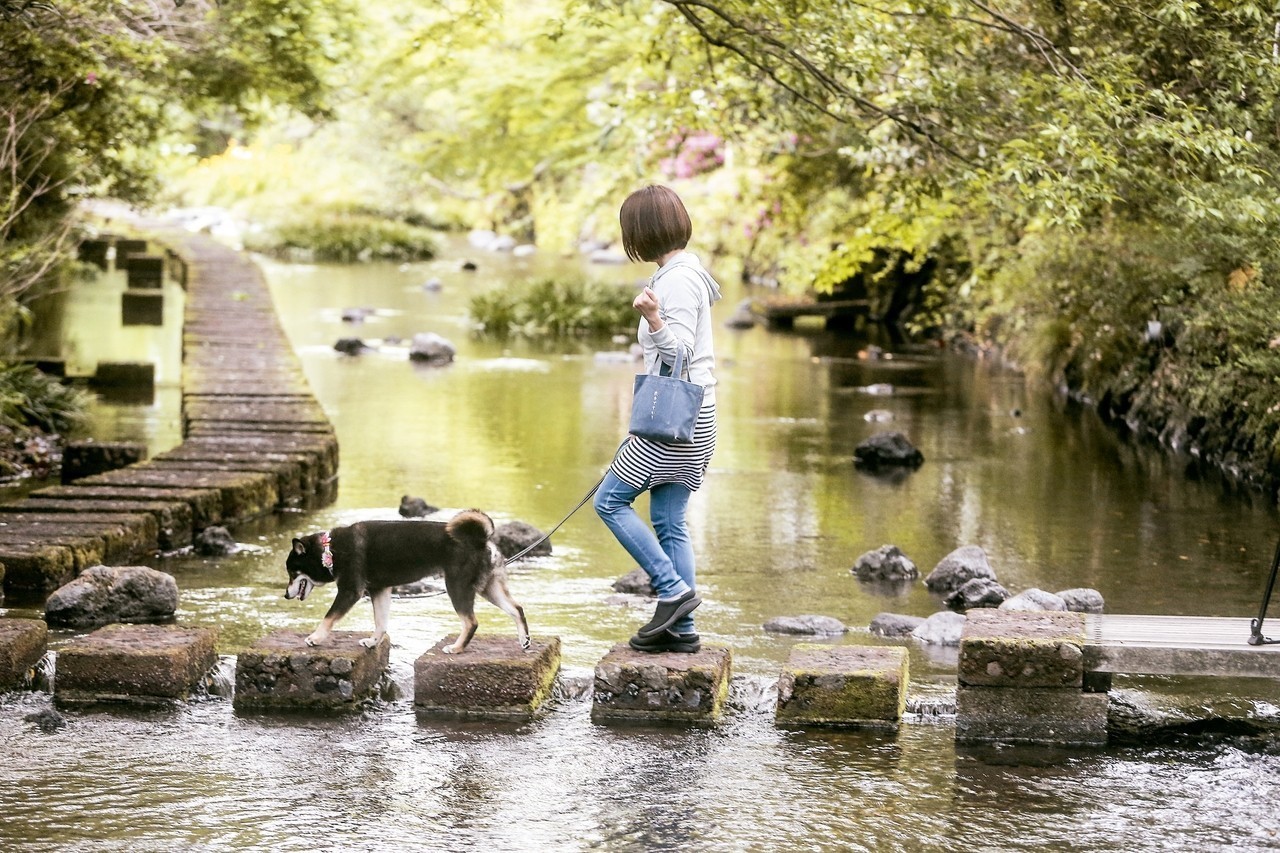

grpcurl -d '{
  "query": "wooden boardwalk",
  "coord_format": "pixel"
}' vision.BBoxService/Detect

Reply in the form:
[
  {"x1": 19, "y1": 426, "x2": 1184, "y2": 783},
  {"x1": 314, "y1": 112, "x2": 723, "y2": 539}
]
[
  {"x1": 1085, "y1": 614, "x2": 1280, "y2": 678},
  {"x1": 0, "y1": 229, "x2": 337, "y2": 599}
]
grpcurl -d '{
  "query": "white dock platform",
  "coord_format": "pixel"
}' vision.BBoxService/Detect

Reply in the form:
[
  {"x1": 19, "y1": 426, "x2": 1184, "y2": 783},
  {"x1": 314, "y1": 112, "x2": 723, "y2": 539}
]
[{"x1": 1085, "y1": 614, "x2": 1280, "y2": 678}]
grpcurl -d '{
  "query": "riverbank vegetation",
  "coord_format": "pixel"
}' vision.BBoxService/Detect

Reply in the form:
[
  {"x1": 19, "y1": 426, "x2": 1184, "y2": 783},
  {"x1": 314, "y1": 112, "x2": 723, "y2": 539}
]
[
  {"x1": 7, "y1": 1, "x2": 1280, "y2": 489},
  {"x1": 470, "y1": 279, "x2": 637, "y2": 339}
]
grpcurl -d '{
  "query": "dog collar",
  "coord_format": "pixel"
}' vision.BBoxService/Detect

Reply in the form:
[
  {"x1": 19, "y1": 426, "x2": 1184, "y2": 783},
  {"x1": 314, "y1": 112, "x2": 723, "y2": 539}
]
[{"x1": 319, "y1": 531, "x2": 334, "y2": 571}]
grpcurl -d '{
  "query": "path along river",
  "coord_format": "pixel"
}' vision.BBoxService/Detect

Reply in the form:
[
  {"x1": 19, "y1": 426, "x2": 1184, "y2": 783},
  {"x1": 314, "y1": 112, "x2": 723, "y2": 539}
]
[{"x1": 1, "y1": 236, "x2": 1278, "y2": 851}]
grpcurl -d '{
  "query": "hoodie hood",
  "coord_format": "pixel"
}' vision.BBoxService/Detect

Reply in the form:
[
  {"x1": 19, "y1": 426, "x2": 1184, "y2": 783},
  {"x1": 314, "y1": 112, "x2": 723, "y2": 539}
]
[{"x1": 656, "y1": 250, "x2": 723, "y2": 304}]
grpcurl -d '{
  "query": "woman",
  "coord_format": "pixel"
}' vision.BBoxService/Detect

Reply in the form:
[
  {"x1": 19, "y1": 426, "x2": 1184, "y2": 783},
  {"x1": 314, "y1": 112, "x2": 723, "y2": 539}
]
[{"x1": 594, "y1": 185, "x2": 722, "y2": 654}]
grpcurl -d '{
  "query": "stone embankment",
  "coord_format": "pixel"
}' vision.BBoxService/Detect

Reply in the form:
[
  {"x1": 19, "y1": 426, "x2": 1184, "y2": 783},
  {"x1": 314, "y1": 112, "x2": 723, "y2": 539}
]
[{"x1": 0, "y1": 230, "x2": 337, "y2": 600}]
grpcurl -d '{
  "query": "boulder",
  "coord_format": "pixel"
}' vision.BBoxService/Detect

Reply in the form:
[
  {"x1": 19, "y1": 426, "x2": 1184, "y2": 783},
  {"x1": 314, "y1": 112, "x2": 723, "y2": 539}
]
[
  {"x1": 408, "y1": 332, "x2": 456, "y2": 365},
  {"x1": 910, "y1": 610, "x2": 967, "y2": 646},
  {"x1": 851, "y1": 544, "x2": 919, "y2": 582},
  {"x1": 1000, "y1": 588, "x2": 1068, "y2": 612},
  {"x1": 854, "y1": 431, "x2": 923, "y2": 469},
  {"x1": 494, "y1": 520, "x2": 550, "y2": 559},
  {"x1": 334, "y1": 337, "x2": 369, "y2": 355},
  {"x1": 341, "y1": 306, "x2": 374, "y2": 323},
  {"x1": 763, "y1": 615, "x2": 848, "y2": 636},
  {"x1": 924, "y1": 545, "x2": 997, "y2": 594},
  {"x1": 945, "y1": 577, "x2": 1010, "y2": 610},
  {"x1": 44, "y1": 565, "x2": 179, "y2": 629},
  {"x1": 194, "y1": 525, "x2": 238, "y2": 556},
  {"x1": 611, "y1": 567, "x2": 654, "y2": 596},
  {"x1": 398, "y1": 495, "x2": 438, "y2": 518},
  {"x1": 724, "y1": 299, "x2": 757, "y2": 329},
  {"x1": 869, "y1": 612, "x2": 925, "y2": 638},
  {"x1": 1057, "y1": 587, "x2": 1105, "y2": 613}
]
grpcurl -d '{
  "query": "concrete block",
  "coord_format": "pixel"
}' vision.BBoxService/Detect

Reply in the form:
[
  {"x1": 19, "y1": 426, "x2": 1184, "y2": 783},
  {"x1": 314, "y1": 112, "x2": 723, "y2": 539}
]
[
  {"x1": 234, "y1": 630, "x2": 389, "y2": 712},
  {"x1": 955, "y1": 685, "x2": 1109, "y2": 746},
  {"x1": 959, "y1": 609, "x2": 1086, "y2": 688},
  {"x1": 775, "y1": 644, "x2": 908, "y2": 729},
  {"x1": 62, "y1": 440, "x2": 147, "y2": 484},
  {"x1": 3, "y1": 497, "x2": 193, "y2": 551},
  {"x1": 113, "y1": 238, "x2": 148, "y2": 263},
  {"x1": 55, "y1": 624, "x2": 218, "y2": 706},
  {"x1": 91, "y1": 362, "x2": 155, "y2": 390},
  {"x1": 0, "y1": 618, "x2": 48, "y2": 691},
  {"x1": 415, "y1": 635, "x2": 560, "y2": 721},
  {"x1": 0, "y1": 543, "x2": 77, "y2": 597},
  {"x1": 122, "y1": 290, "x2": 163, "y2": 325},
  {"x1": 591, "y1": 643, "x2": 732, "y2": 727},
  {"x1": 78, "y1": 238, "x2": 111, "y2": 270},
  {"x1": 123, "y1": 254, "x2": 164, "y2": 288}
]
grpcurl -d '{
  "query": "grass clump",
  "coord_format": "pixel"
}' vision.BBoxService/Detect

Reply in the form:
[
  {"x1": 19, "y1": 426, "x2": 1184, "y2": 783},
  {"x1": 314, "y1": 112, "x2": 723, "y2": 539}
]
[
  {"x1": 470, "y1": 278, "x2": 636, "y2": 339},
  {"x1": 0, "y1": 362, "x2": 89, "y2": 434},
  {"x1": 244, "y1": 210, "x2": 440, "y2": 262}
]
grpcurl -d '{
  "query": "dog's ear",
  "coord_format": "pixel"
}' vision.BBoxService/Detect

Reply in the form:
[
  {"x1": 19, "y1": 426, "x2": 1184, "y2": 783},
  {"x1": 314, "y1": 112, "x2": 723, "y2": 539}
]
[{"x1": 292, "y1": 538, "x2": 307, "y2": 556}]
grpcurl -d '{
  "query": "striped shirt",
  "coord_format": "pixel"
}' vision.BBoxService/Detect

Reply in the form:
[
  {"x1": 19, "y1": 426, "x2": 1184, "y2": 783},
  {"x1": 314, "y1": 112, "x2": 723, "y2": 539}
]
[{"x1": 611, "y1": 402, "x2": 717, "y2": 492}]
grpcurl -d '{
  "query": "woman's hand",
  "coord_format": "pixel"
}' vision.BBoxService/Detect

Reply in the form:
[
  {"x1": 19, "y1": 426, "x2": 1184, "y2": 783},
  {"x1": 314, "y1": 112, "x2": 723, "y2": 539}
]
[{"x1": 633, "y1": 286, "x2": 664, "y2": 331}]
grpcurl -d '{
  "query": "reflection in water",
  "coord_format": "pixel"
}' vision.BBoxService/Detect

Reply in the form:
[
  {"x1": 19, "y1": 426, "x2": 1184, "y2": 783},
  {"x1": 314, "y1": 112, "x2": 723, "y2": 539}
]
[{"x1": 2, "y1": 239, "x2": 1280, "y2": 850}]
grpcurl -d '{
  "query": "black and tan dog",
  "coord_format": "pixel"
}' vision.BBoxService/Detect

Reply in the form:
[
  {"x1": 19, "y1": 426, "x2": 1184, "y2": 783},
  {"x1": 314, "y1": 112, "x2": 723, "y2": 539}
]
[{"x1": 284, "y1": 509, "x2": 530, "y2": 654}]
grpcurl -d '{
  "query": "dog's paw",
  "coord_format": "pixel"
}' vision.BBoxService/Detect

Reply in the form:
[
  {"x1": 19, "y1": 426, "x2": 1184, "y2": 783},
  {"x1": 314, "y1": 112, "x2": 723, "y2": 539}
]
[
  {"x1": 359, "y1": 636, "x2": 381, "y2": 649},
  {"x1": 520, "y1": 637, "x2": 532, "y2": 652},
  {"x1": 305, "y1": 635, "x2": 321, "y2": 647}
]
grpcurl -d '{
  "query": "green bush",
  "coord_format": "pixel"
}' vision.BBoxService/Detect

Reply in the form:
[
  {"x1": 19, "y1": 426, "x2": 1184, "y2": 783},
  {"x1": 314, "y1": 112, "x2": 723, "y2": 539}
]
[
  {"x1": 0, "y1": 362, "x2": 89, "y2": 434},
  {"x1": 244, "y1": 211, "x2": 440, "y2": 262},
  {"x1": 470, "y1": 278, "x2": 636, "y2": 339}
]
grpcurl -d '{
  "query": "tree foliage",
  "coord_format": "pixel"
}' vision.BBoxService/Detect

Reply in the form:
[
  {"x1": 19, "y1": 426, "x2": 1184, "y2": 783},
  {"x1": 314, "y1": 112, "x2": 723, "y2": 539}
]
[{"x1": 0, "y1": 0, "x2": 352, "y2": 312}]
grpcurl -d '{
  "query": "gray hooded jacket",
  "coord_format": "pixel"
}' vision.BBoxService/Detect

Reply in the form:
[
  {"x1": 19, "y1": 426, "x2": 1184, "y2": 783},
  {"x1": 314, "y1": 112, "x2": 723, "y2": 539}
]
[{"x1": 639, "y1": 250, "x2": 723, "y2": 405}]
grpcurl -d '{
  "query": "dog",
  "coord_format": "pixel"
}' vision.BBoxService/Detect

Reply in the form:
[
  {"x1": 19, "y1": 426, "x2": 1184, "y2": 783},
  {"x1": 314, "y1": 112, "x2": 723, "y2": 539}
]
[{"x1": 284, "y1": 509, "x2": 530, "y2": 654}]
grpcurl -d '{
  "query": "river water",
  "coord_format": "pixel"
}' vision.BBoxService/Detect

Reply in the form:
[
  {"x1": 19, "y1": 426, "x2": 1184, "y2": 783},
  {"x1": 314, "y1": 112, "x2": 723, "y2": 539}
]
[{"x1": 1, "y1": 237, "x2": 1279, "y2": 851}]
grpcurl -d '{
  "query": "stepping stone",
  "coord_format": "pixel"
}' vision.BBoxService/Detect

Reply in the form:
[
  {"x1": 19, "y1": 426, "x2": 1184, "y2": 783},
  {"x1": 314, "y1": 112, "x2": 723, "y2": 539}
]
[
  {"x1": 0, "y1": 618, "x2": 48, "y2": 691},
  {"x1": 233, "y1": 630, "x2": 389, "y2": 713},
  {"x1": 415, "y1": 635, "x2": 560, "y2": 721},
  {"x1": 61, "y1": 440, "x2": 147, "y2": 484},
  {"x1": 591, "y1": 643, "x2": 732, "y2": 727},
  {"x1": 55, "y1": 624, "x2": 218, "y2": 706},
  {"x1": 775, "y1": 644, "x2": 909, "y2": 729},
  {"x1": 122, "y1": 289, "x2": 163, "y2": 325},
  {"x1": 959, "y1": 610, "x2": 1087, "y2": 688},
  {"x1": 955, "y1": 685, "x2": 1109, "y2": 746}
]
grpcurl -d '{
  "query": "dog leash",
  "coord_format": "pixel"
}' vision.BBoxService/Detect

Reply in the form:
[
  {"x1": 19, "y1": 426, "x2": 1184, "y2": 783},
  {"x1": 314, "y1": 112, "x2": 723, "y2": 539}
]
[
  {"x1": 504, "y1": 469, "x2": 609, "y2": 562},
  {"x1": 504, "y1": 439, "x2": 630, "y2": 562}
]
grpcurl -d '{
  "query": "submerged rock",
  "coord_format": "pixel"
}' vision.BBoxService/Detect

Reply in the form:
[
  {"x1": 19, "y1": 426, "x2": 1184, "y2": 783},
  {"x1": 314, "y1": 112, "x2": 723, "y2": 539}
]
[
  {"x1": 763, "y1": 615, "x2": 848, "y2": 636},
  {"x1": 924, "y1": 545, "x2": 997, "y2": 594},
  {"x1": 334, "y1": 337, "x2": 370, "y2": 355},
  {"x1": 869, "y1": 612, "x2": 925, "y2": 638},
  {"x1": 24, "y1": 707, "x2": 67, "y2": 733},
  {"x1": 852, "y1": 544, "x2": 919, "y2": 582},
  {"x1": 854, "y1": 432, "x2": 924, "y2": 469},
  {"x1": 45, "y1": 565, "x2": 179, "y2": 629},
  {"x1": 999, "y1": 588, "x2": 1068, "y2": 612},
  {"x1": 1058, "y1": 587, "x2": 1105, "y2": 613},
  {"x1": 911, "y1": 611, "x2": 967, "y2": 646},
  {"x1": 494, "y1": 520, "x2": 550, "y2": 559},
  {"x1": 945, "y1": 577, "x2": 1010, "y2": 610},
  {"x1": 194, "y1": 525, "x2": 238, "y2": 556},
  {"x1": 611, "y1": 567, "x2": 654, "y2": 596},
  {"x1": 408, "y1": 332, "x2": 456, "y2": 365},
  {"x1": 398, "y1": 495, "x2": 438, "y2": 518}
]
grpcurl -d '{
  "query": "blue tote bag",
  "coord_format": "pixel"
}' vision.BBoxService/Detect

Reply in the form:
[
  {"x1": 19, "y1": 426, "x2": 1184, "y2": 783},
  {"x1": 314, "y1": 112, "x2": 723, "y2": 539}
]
[{"x1": 629, "y1": 346, "x2": 705, "y2": 444}]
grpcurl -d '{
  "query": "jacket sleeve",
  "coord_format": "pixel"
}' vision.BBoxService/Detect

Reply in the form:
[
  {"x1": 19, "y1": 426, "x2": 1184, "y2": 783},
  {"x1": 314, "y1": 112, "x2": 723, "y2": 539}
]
[{"x1": 648, "y1": 268, "x2": 700, "y2": 370}]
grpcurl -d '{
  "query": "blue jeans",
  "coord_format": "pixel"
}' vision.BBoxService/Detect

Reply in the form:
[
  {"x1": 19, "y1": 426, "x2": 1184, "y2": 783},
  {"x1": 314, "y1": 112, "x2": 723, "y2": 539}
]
[{"x1": 594, "y1": 471, "x2": 696, "y2": 634}]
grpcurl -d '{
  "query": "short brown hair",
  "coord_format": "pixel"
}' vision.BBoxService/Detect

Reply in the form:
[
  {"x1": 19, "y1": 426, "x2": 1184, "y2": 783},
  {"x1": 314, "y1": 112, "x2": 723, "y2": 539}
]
[{"x1": 619, "y1": 185, "x2": 692, "y2": 262}]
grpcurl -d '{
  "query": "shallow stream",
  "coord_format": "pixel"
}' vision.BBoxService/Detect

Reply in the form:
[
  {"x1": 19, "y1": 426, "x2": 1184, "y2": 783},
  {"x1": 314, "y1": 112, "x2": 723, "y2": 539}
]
[{"x1": 1, "y1": 237, "x2": 1278, "y2": 851}]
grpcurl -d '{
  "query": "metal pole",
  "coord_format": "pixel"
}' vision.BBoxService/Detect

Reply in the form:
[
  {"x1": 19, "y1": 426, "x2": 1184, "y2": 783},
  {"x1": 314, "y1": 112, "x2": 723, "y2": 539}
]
[{"x1": 1248, "y1": 534, "x2": 1280, "y2": 645}]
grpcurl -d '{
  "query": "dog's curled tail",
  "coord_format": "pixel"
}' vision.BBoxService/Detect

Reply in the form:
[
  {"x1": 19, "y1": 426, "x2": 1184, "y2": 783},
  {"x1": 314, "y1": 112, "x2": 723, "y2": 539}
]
[{"x1": 445, "y1": 509, "x2": 495, "y2": 549}]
